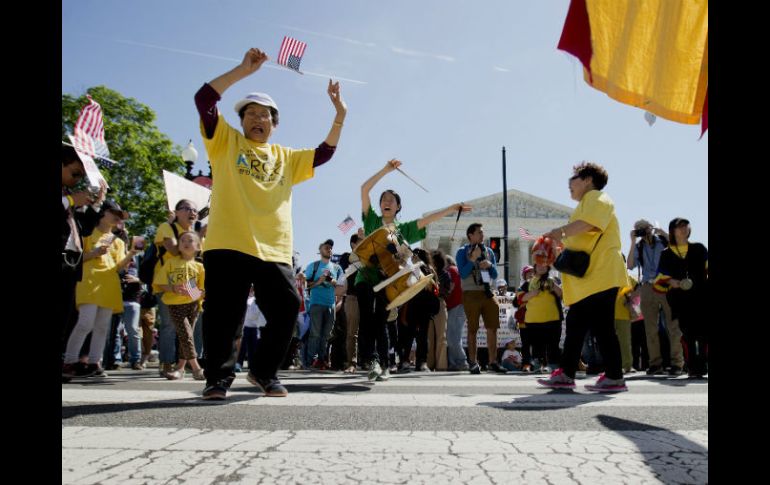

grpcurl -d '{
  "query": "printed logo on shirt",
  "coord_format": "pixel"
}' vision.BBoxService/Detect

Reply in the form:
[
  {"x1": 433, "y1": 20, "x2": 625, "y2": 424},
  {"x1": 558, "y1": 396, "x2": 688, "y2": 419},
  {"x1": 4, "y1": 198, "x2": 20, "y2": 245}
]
[
  {"x1": 166, "y1": 268, "x2": 200, "y2": 285},
  {"x1": 235, "y1": 149, "x2": 286, "y2": 185}
]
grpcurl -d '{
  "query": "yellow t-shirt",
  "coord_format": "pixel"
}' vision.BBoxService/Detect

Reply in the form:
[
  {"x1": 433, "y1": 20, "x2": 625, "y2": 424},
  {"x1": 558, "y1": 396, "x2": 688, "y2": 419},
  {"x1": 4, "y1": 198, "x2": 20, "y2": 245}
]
[
  {"x1": 76, "y1": 229, "x2": 126, "y2": 313},
  {"x1": 154, "y1": 221, "x2": 186, "y2": 246},
  {"x1": 524, "y1": 277, "x2": 561, "y2": 323},
  {"x1": 560, "y1": 190, "x2": 629, "y2": 306},
  {"x1": 200, "y1": 114, "x2": 315, "y2": 265},
  {"x1": 152, "y1": 255, "x2": 205, "y2": 306},
  {"x1": 615, "y1": 274, "x2": 639, "y2": 320}
]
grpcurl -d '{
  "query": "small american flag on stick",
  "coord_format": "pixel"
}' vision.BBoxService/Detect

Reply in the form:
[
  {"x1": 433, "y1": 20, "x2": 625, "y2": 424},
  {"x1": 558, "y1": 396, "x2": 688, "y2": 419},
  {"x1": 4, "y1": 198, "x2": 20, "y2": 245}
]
[
  {"x1": 73, "y1": 95, "x2": 111, "y2": 162},
  {"x1": 518, "y1": 227, "x2": 538, "y2": 241},
  {"x1": 338, "y1": 215, "x2": 356, "y2": 234},
  {"x1": 183, "y1": 278, "x2": 203, "y2": 301},
  {"x1": 277, "y1": 36, "x2": 307, "y2": 73}
]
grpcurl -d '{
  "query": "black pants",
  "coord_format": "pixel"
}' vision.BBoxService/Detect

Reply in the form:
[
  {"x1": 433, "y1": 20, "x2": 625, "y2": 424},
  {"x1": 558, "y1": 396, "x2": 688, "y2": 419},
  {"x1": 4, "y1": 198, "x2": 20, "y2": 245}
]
[
  {"x1": 679, "y1": 315, "x2": 708, "y2": 376},
  {"x1": 519, "y1": 326, "x2": 533, "y2": 366},
  {"x1": 561, "y1": 287, "x2": 623, "y2": 380},
  {"x1": 355, "y1": 281, "x2": 389, "y2": 366},
  {"x1": 630, "y1": 319, "x2": 649, "y2": 370},
  {"x1": 527, "y1": 321, "x2": 562, "y2": 368},
  {"x1": 202, "y1": 250, "x2": 300, "y2": 383}
]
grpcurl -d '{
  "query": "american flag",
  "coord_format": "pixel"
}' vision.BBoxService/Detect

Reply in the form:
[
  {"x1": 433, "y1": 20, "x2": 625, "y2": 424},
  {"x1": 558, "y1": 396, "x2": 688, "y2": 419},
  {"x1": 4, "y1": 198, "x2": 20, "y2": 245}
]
[
  {"x1": 518, "y1": 227, "x2": 538, "y2": 241},
  {"x1": 277, "y1": 36, "x2": 307, "y2": 72},
  {"x1": 183, "y1": 278, "x2": 203, "y2": 301},
  {"x1": 338, "y1": 215, "x2": 356, "y2": 234},
  {"x1": 73, "y1": 95, "x2": 111, "y2": 162}
]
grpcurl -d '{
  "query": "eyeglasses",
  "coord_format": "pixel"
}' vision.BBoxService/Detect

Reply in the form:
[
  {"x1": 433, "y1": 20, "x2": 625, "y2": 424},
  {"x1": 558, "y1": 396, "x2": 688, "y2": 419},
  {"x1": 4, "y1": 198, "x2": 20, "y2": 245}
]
[
  {"x1": 177, "y1": 207, "x2": 198, "y2": 213},
  {"x1": 243, "y1": 111, "x2": 272, "y2": 122}
]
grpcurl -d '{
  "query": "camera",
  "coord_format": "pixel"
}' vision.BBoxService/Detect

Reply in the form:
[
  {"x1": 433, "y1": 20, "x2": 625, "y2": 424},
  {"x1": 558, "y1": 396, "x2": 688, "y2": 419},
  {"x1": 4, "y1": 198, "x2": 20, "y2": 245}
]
[
  {"x1": 634, "y1": 228, "x2": 647, "y2": 237},
  {"x1": 472, "y1": 244, "x2": 495, "y2": 298}
]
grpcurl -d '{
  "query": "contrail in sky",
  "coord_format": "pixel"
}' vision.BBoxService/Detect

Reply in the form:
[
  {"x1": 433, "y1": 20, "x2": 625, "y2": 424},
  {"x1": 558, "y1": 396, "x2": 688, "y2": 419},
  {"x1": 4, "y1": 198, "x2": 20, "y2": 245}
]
[
  {"x1": 279, "y1": 24, "x2": 377, "y2": 48},
  {"x1": 101, "y1": 37, "x2": 368, "y2": 85},
  {"x1": 390, "y1": 47, "x2": 455, "y2": 62}
]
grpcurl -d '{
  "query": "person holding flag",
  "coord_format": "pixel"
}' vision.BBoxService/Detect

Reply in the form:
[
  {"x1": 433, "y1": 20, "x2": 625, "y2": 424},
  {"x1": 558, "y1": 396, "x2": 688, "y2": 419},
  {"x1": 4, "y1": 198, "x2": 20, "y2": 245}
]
[
  {"x1": 194, "y1": 47, "x2": 347, "y2": 399},
  {"x1": 152, "y1": 231, "x2": 206, "y2": 381}
]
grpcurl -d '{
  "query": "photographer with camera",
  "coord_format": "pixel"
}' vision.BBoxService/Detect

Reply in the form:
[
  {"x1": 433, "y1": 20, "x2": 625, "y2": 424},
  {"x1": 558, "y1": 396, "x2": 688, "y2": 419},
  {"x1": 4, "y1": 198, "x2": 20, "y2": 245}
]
[
  {"x1": 304, "y1": 239, "x2": 344, "y2": 370},
  {"x1": 627, "y1": 219, "x2": 684, "y2": 376},
  {"x1": 456, "y1": 223, "x2": 505, "y2": 374}
]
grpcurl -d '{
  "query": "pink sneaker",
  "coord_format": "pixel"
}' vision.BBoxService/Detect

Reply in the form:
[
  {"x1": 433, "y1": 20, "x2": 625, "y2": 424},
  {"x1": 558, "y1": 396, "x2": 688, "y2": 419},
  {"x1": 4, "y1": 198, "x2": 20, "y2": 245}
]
[
  {"x1": 584, "y1": 373, "x2": 628, "y2": 392},
  {"x1": 537, "y1": 368, "x2": 576, "y2": 389}
]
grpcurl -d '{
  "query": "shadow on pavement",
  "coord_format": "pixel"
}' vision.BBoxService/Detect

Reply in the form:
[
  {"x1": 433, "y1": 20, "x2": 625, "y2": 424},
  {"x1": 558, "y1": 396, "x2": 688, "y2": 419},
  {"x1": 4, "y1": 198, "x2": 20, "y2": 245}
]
[
  {"x1": 477, "y1": 388, "x2": 614, "y2": 411},
  {"x1": 596, "y1": 415, "x2": 708, "y2": 484}
]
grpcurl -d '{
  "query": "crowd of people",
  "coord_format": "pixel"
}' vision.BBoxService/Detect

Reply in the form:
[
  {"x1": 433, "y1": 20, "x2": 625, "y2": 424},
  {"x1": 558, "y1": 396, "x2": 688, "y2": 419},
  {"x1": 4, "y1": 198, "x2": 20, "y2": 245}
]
[{"x1": 61, "y1": 47, "x2": 708, "y2": 399}]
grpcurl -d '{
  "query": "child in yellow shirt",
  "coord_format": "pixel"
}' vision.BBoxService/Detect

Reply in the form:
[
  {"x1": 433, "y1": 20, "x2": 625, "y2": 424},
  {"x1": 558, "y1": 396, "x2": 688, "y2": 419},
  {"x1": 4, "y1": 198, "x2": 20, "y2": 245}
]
[{"x1": 153, "y1": 232, "x2": 206, "y2": 380}]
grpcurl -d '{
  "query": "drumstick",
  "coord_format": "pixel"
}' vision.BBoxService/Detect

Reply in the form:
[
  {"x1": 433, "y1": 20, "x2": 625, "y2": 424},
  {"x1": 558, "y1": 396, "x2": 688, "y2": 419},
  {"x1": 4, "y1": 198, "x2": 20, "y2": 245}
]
[
  {"x1": 450, "y1": 205, "x2": 463, "y2": 241},
  {"x1": 395, "y1": 167, "x2": 429, "y2": 193}
]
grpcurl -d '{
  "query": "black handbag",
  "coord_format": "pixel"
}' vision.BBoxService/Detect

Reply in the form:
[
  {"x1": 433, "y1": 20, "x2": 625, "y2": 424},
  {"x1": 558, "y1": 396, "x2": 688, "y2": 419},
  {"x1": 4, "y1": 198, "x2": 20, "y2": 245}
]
[{"x1": 553, "y1": 233, "x2": 603, "y2": 277}]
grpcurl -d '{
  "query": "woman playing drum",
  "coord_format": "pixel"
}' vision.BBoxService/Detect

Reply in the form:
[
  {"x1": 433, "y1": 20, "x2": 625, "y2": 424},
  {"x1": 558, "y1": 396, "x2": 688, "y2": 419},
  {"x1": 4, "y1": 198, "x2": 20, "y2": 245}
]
[{"x1": 356, "y1": 159, "x2": 470, "y2": 381}]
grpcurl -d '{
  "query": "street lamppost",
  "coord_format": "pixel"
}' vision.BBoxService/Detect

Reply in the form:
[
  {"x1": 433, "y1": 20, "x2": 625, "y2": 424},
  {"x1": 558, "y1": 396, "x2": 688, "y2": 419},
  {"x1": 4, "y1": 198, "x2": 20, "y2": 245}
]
[
  {"x1": 182, "y1": 140, "x2": 198, "y2": 180},
  {"x1": 501, "y1": 146, "x2": 509, "y2": 286}
]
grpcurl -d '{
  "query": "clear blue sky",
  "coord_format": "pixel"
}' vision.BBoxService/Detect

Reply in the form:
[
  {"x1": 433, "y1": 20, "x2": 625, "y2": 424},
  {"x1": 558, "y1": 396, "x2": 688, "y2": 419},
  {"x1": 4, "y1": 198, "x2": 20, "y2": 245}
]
[{"x1": 62, "y1": 0, "x2": 708, "y2": 268}]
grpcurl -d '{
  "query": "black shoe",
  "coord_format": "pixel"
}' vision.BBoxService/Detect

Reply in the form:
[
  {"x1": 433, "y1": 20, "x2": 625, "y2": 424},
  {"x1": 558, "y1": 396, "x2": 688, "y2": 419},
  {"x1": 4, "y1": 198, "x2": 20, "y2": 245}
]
[
  {"x1": 62, "y1": 363, "x2": 78, "y2": 379},
  {"x1": 202, "y1": 380, "x2": 230, "y2": 400},
  {"x1": 72, "y1": 362, "x2": 96, "y2": 377},
  {"x1": 85, "y1": 363, "x2": 107, "y2": 377},
  {"x1": 646, "y1": 365, "x2": 665, "y2": 376},
  {"x1": 247, "y1": 373, "x2": 288, "y2": 397},
  {"x1": 469, "y1": 362, "x2": 481, "y2": 375},
  {"x1": 488, "y1": 362, "x2": 507, "y2": 373},
  {"x1": 668, "y1": 366, "x2": 683, "y2": 376}
]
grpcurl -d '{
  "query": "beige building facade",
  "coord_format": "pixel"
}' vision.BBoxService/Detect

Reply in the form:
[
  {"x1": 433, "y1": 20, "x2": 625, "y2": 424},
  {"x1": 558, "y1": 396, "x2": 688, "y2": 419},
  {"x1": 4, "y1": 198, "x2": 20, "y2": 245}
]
[{"x1": 421, "y1": 188, "x2": 572, "y2": 288}]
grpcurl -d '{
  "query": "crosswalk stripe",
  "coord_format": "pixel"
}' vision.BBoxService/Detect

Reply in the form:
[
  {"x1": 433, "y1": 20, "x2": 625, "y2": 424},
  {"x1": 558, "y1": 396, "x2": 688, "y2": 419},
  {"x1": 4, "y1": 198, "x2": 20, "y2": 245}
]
[
  {"x1": 62, "y1": 388, "x2": 706, "y2": 407},
  {"x1": 95, "y1": 373, "x2": 708, "y2": 388}
]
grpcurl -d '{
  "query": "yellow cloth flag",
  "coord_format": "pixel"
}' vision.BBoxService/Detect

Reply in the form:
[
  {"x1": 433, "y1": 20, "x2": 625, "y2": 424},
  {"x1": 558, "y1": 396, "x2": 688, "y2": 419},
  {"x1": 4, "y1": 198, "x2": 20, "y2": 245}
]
[{"x1": 584, "y1": 0, "x2": 708, "y2": 125}]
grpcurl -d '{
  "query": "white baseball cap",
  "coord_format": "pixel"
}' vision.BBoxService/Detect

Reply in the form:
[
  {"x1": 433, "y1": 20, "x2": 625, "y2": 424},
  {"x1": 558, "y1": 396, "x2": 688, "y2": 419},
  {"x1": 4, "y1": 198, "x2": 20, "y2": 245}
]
[
  {"x1": 496, "y1": 278, "x2": 507, "y2": 288},
  {"x1": 234, "y1": 92, "x2": 279, "y2": 114}
]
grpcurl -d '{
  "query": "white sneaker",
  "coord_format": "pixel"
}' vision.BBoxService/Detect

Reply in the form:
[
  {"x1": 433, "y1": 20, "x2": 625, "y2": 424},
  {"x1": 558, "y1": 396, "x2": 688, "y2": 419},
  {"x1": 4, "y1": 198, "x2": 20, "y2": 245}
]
[
  {"x1": 377, "y1": 368, "x2": 390, "y2": 381},
  {"x1": 584, "y1": 373, "x2": 628, "y2": 392},
  {"x1": 367, "y1": 361, "x2": 382, "y2": 381},
  {"x1": 537, "y1": 368, "x2": 576, "y2": 389}
]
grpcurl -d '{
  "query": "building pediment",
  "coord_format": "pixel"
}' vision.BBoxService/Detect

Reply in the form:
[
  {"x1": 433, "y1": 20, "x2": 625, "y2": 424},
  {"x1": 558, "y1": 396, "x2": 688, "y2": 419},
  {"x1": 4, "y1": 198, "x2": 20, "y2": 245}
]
[{"x1": 423, "y1": 189, "x2": 572, "y2": 221}]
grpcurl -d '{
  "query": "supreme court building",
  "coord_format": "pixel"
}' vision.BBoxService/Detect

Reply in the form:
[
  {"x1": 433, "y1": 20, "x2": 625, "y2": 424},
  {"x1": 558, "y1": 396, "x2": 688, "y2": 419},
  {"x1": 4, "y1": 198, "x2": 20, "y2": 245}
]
[{"x1": 421, "y1": 188, "x2": 572, "y2": 288}]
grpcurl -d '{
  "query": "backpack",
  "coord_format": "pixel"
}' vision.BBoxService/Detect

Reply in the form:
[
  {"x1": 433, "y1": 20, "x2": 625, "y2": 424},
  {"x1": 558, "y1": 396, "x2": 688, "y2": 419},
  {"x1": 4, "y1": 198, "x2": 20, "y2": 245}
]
[{"x1": 138, "y1": 223, "x2": 180, "y2": 286}]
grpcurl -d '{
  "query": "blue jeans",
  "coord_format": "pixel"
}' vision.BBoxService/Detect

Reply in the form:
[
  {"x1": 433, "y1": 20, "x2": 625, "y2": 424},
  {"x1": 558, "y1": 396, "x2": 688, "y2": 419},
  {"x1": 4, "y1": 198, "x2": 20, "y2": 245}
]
[
  {"x1": 156, "y1": 298, "x2": 177, "y2": 364},
  {"x1": 446, "y1": 304, "x2": 468, "y2": 368},
  {"x1": 193, "y1": 311, "x2": 204, "y2": 357},
  {"x1": 103, "y1": 314, "x2": 123, "y2": 366},
  {"x1": 121, "y1": 302, "x2": 142, "y2": 364},
  {"x1": 307, "y1": 305, "x2": 335, "y2": 362}
]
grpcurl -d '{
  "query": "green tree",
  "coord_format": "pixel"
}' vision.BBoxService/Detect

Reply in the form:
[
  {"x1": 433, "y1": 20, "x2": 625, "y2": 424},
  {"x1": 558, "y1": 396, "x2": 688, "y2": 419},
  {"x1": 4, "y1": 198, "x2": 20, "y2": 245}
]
[{"x1": 62, "y1": 86, "x2": 186, "y2": 237}]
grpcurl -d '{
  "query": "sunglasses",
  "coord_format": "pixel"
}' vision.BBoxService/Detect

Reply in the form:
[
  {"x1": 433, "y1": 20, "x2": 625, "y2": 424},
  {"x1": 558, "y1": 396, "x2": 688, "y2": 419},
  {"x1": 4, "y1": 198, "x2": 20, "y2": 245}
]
[{"x1": 177, "y1": 207, "x2": 198, "y2": 213}]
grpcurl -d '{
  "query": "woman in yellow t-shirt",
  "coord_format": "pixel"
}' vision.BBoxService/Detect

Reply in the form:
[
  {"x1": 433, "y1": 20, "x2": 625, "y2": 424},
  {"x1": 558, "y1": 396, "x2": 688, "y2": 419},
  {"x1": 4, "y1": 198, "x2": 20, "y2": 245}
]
[
  {"x1": 62, "y1": 201, "x2": 138, "y2": 378},
  {"x1": 538, "y1": 162, "x2": 629, "y2": 393},
  {"x1": 153, "y1": 231, "x2": 206, "y2": 381},
  {"x1": 520, "y1": 263, "x2": 563, "y2": 373},
  {"x1": 153, "y1": 199, "x2": 199, "y2": 377}
]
